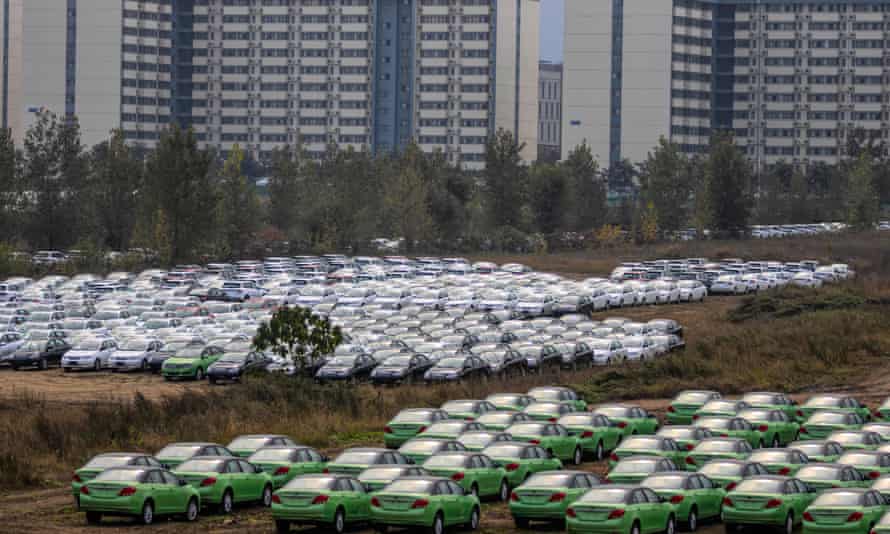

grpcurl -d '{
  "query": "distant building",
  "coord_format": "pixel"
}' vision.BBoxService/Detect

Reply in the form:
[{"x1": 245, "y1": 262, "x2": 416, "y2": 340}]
[{"x1": 538, "y1": 61, "x2": 562, "y2": 162}]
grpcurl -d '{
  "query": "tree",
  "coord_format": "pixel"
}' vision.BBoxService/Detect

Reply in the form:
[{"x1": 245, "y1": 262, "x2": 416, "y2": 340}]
[
  {"x1": 789, "y1": 168, "x2": 810, "y2": 223},
  {"x1": 637, "y1": 137, "x2": 693, "y2": 233},
  {"x1": 563, "y1": 143, "x2": 606, "y2": 231},
  {"x1": 700, "y1": 132, "x2": 752, "y2": 237},
  {"x1": 638, "y1": 201, "x2": 660, "y2": 243},
  {"x1": 484, "y1": 128, "x2": 529, "y2": 230},
  {"x1": 756, "y1": 161, "x2": 792, "y2": 224},
  {"x1": 218, "y1": 144, "x2": 262, "y2": 258},
  {"x1": 845, "y1": 154, "x2": 880, "y2": 230},
  {"x1": 252, "y1": 306, "x2": 343, "y2": 373},
  {"x1": 268, "y1": 146, "x2": 307, "y2": 235},
  {"x1": 0, "y1": 128, "x2": 19, "y2": 241},
  {"x1": 528, "y1": 162, "x2": 569, "y2": 234},
  {"x1": 87, "y1": 129, "x2": 142, "y2": 250},
  {"x1": 380, "y1": 156, "x2": 433, "y2": 250}
]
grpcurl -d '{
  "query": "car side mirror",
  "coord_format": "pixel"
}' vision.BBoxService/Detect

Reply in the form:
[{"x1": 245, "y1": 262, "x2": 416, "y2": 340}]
[
  {"x1": 322, "y1": 455, "x2": 330, "y2": 462},
  {"x1": 178, "y1": 479, "x2": 188, "y2": 486},
  {"x1": 492, "y1": 461, "x2": 503, "y2": 469}
]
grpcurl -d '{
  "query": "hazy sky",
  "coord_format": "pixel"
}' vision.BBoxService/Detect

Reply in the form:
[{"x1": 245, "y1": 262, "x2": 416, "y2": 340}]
[{"x1": 539, "y1": 0, "x2": 565, "y2": 62}]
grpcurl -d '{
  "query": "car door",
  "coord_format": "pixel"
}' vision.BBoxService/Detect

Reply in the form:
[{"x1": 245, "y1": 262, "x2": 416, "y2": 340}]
[
  {"x1": 348, "y1": 478, "x2": 370, "y2": 520},
  {"x1": 238, "y1": 460, "x2": 264, "y2": 500},
  {"x1": 471, "y1": 455, "x2": 494, "y2": 495},
  {"x1": 161, "y1": 470, "x2": 189, "y2": 512},
  {"x1": 551, "y1": 425, "x2": 573, "y2": 459},
  {"x1": 446, "y1": 481, "x2": 471, "y2": 523},
  {"x1": 629, "y1": 489, "x2": 654, "y2": 532},
  {"x1": 146, "y1": 470, "x2": 173, "y2": 513},
  {"x1": 224, "y1": 459, "x2": 248, "y2": 502},
  {"x1": 697, "y1": 475, "x2": 722, "y2": 518}
]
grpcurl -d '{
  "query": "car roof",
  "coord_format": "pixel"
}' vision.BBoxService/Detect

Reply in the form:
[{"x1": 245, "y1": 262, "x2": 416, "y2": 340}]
[
  {"x1": 744, "y1": 475, "x2": 792, "y2": 481},
  {"x1": 342, "y1": 447, "x2": 389, "y2": 453},
  {"x1": 95, "y1": 452, "x2": 147, "y2": 458}
]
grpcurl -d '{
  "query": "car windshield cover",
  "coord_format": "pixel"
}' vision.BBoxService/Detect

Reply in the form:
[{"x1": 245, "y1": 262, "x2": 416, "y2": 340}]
[
  {"x1": 422, "y1": 454, "x2": 467, "y2": 467},
  {"x1": 217, "y1": 354, "x2": 247, "y2": 363},
  {"x1": 734, "y1": 479, "x2": 785, "y2": 493},
  {"x1": 401, "y1": 441, "x2": 447, "y2": 454},
  {"x1": 643, "y1": 475, "x2": 687, "y2": 490},
  {"x1": 282, "y1": 477, "x2": 335, "y2": 491},
  {"x1": 812, "y1": 492, "x2": 864, "y2": 507},
  {"x1": 559, "y1": 415, "x2": 596, "y2": 426},
  {"x1": 173, "y1": 349, "x2": 203, "y2": 359},
  {"x1": 833, "y1": 432, "x2": 867, "y2": 443},
  {"x1": 483, "y1": 444, "x2": 525, "y2": 457},
  {"x1": 250, "y1": 449, "x2": 297, "y2": 462},
  {"x1": 508, "y1": 423, "x2": 546, "y2": 434},
  {"x1": 84, "y1": 455, "x2": 135, "y2": 469},
  {"x1": 334, "y1": 452, "x2": 380, "y2": 464},
  {"x1": 229, "y1": 437, "x2": 271, "y2": 450},
  {"x1": 699, "y1": 462, "x2": 743, "y2": 477},
  {"x1": 525, "y1": 473, "x2": 575, "y2": 488},
  {"x1": 73, "y1": 339, "x2": 104, "y2": 351},
  {"x1": 94, "y1": 469, "x2": 145, "y2": 482},
  {"x1": 676, "y1": 392, "x2": 714, "y2": 404},
  {"x1": 443, "y1": 401, "x2": 477, "y2": 412},
  {"x1": 384, "y1": 356, "x2": 413, "y2": 366},
  {"x1": 530, "y1": 389, "x2": 562, "y2": 402},
  {"x1": 622, "y1": 437, "x2": 661, "y2": 450},
  {"x1": 578, "y1": 488, "x2": 630, "y2": 504},
  {"x1": 612, "y1": 459, "x2": 659, "y2": 473},
  {"x1": 459, "y1": 434, "x2": 495, "y2": 446},
  {"x1": 697, "y1": 418, "x2": 731, "y2": 429},
  {"x1": 809, "y1": 412, "x2": 848, "y2": 424},
  {"x1": 328, "y1": 356, "x2": 357, "y2": 366},
  {"x1": 805, "y1": 397, "x2": 843, "y2": 408},
  {"x1": 177, "y1": 459, "x2": 226, "y2": 472},
  {"x1": 698, "y1": 440, "x2": 739, "y2": 453},
  {"x1": 479, "y1": 413, "x2": 513, "y2": 423},
  {"x1": 119, "y1": 340, "x2": 150, "y2": 351},
  {"x1": 595, "y1": 406, "x2": 632, "y2": 418},
  {"x1": 798, "y1": 466, "x2": 843, "y2": 480},
  {"x1": 436, "y1": 358, "x2": 466, "y2": 369},
  {"x1": 840, "y1": 453, "x2": 880, "y2": 466},
  {"x1": 744, "y1": 394, "x2": 780, "y2": 405},
  {"x1": 360, "y1": 468, "x2": 406, "y2": 481},
  {"x1": 750, "y1": 451, "x2": 792, "y2": 463},
  {"x1": 382, "y1": 479, "x2": 435, "y2": 494},
  {"x1": 157, "y1": 445, "x2": 202, "y2": 458},
  {"x1": 393, "y1": 411, "x2": 434, "y2": 423},
  {"x1": 658, "y1": 428, "x2": 694, "y2": 439}
]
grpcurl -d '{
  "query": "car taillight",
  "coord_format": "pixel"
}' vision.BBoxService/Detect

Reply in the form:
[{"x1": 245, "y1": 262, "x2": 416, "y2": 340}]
[
  {"x1": 758, "y1": 425, "x2": 769, "y2": 432},
  {"x1": 848, "y1": 511, "x2": 864, "y2": 522},
  {"x1": 200, "y1": 477, "x2": 217, "y2": 487},
  {"x1": 311, "y1": 495, "x2": 329, "y2": 505},
  {"x1": 384, "y1": 426, "x2": 393, "y2": 434},
  {"x1": 549, "y1": 492, "x2": 567, "y2": 502},
  {"x1": 505, "y1": 463, "x2": 520, "y2": 471},
  {"x1": 451, "y1": 472, "x2": 465, "y2": 481},
  {"x1": 685, "y1": 457, "x2": 697, "y2": 465},
  {"x1": 797, "y1": 410, "x2": 805, "y2": 418},
  {"x1": 667, "y1": 406, "x2": 676, "y2": 413},
  {"x1": 670, "y1": 495, "x2": 684, "y2": 504},
  {"x1": 548, "y1": 418, "x2": 557, "y2": 423},
  {"x1": 723, "y1": 497, "x2": 734, "y2": 507},
  {"x1": 322, "y1": 468, "x2": 330, "y2": 474},
  {"x1": 529, "y1": 439, "x2": 541, "y2": 445},
  {"x1": 72, "y1": 473, "x2": 82, "y2": 482},
  {"x1": 607, "y1": 509, "x2": 626, "y2": 520},
  {"x1": 418, "y1": 426, "x2": 427, "y2": 433},
  {"x1": 272, "y1": 494, "x2": 281, "y2": 504},
  {"x1": 765, "y1": 499, "x2": 782, "y2": 509},
  {"x1": 692, "y1": 415, "x2": 700, "y2": 421},
  {"x1": 725, "y1": 482, "x2": 737, "y2": 491},
  {"x1": 118, "y1": 487, "x2": 137, "y2": 497},
  {"x1": 510, "y1": 492, "x2": 519, "y2": 502},
  {"x1": 778, "y1": 467, "x2": 791, "y2": 475},
  {"x1": 800, "y1": 427, "x2": 808, "y2": 434},
  {"x1": 566, "y1": 508, "x2": 576, "y2": 518},
  {"x1": 874, "y1": 411, "x2": 883, "y2": 419},
  {"x1": 371, "y1": 497, "x2": 381, "y2": 507},
  {"x1": 685, "y1": 444, "x2": 694, "y2": 451},
  {"x1": 274, "y1": 466, "x2": 290, "y2": 476},
  {"x1": 803, "y1": 512, "x2": 814, "y2": 522},
  {"x1": 581, "y1": 431, "x2": 594, "y2": 438},
  {"x1": 80, "y1": 486, "x2": 90, "y2": 495},
  {"x1": 411, "y1": 499, "x2": 429, "y2": 509},
  {"x1": 869, "y1": 471, "x2": 881, "y2": 479},
  {"x1": 610, "y1": 453, "x2": 620, "y2": 462},
  {"x1": 617, "y1": 422, "x2": 627, "y2": 429}
]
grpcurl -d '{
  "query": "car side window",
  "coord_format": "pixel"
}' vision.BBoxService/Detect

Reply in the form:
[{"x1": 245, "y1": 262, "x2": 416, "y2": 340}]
[
  {"x1": 641, "y1": 489, "x2": 659, "y2": 503},
  {"x1": 573, "y1": 475, "x2": 590, "y2": 489},
  {"x1": 783, "y1": 481, "x2": 797, "y2": 494},
  {"x1": 147, "y1": 471, "x2": 164, "y2": 484},
  {"x1": 432, "y1": 482, "x2": 446, "y2": 495},
  {"x1": 447, "y1": 481, "x2": 464, "y2": 495},
  {"x1": 334, "y1": 479, "x2": 351, "y2": 492},
  {"x1": 349, "y1": 479, "x2": 365, "y2": 493},
  {"x1": 225, "y1": 460, "x2": 242, "y2": 473},
  {"x1": 238, "y1": 460, "x2": 256, "y2": 473},
  {"x1": 687, "y1": 476, "x2": 702, "y2": 490},
  {"x1": 161, "y1": 471, "x2": 180, "y2": 485},
  {"x1": 146, "y1": 457, "x2": 162, "y2": 467}
]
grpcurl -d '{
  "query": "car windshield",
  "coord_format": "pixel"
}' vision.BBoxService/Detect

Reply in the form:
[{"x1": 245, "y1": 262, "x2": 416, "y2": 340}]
[
  {"x1": 840, "y1": 453, "x2": 880, "y2": 466},
  {"x1": 509, "y1": 424, "x2": 546, "y2": 434},
  {"x1": 798, "y1": 466, "x2": 843, "y2": 480},
  {"x1": 382, "y1": 479, "x2": 435, "y2": 494},
  {"x1": 401, "y1": 441, "x2": 447, "y2": 454},
  {"x1": 696, "y1": 418, "x2": 731, "y2": 429},
  {"x1": 658, "y1": 428, "x2": 695, "y2": 440},
  {"x1": 578, "y1": 488, "x2": 630, "y2": 504},
  {"x1": 525, "y1": 473, "x2": 575, "y2": 488},
  {"x1": 699, "y1": 462, "x2": 743, "y2": 477},
  {"x1": 229, "y1": 437, "x2": 271, "y2": 450},
  {"x1": 282, "y1": 477, "x2": 335, "y2": 491},
  {"x1": 612, "y1": 459, "x2": 658, "y2": 473},
  {"x1": 749, "y1": 451, "x2": 792, "y2": 463},
  {"x1": 334, "y1": 452, "x2": 380, "y2": 465},
  {"x1": 84, "y1": 455, "x2": 135, "y2": 469},
  {"x1": 443, "y1": 401, "x2": 477, "y2": 413},
  {"x1": 250, "y1": 449, "x2": 297, "y2": 462},
  {"x1": 177, "y1": 459, "x2": 225, "y2": 472},
  {"x1": 812, "y1": 492, "x2": 864, "y2": 506},
  {"x1": 422, "y1": 454, "x2": 467, "y2": 467},
  {"x1": 73, "y1": 339, "x2": 103, "y2": 351},
  {"x1": 436, "y1": 358, "x2": 466, "y2": 369},
  {"x1": 483, "y1": 444, "x2": 525, "y2": 458},
  {"x1": 157, "y1": 445, "x2": 201, "y2": 458},
  {"x1": 360, "y1": 468, "x2": 406, "y2": 481},
  {"x1": 744, "y1": 394, "x2": 780, "y2": 405},
  {"x1": 595, "y1": 406, "x2": 632, "y2": 418},
  {"x1": 697, "y1": 440, "x2": 738, "y2": 453},
  {"x1": 643, "y1": 475, "x2": 687, "y2": 490},
  {"x1": 675, "y1": 392, "x2": 714, "y2": 404},
  {"x1": 805, "y1": 397, "x2": 843, "y2": 408},
  {"x1": 621, "y1": 437, "x2": 661, "y2": 450},
  {"x1": 94, "y1": 469, "x2": 145, "y2": 482},
  {"x1": 119, "y1": 340, "x2": 150, "y2": 351},
  {"x1": 559, "y1": 415, "x2": 596, "y2": 426},
  {"x1": 809, "y1": 412, "x2": 848, "y2": 424},
  {"x1": 392, "y1": 411, "x2": 433, "y2": 423},
  {"x1": 328, "y1": 356, "x2": 358, "y2": 366},
  {"x1": 735, "y1": 479, "x2": 785, "y2": 493}
]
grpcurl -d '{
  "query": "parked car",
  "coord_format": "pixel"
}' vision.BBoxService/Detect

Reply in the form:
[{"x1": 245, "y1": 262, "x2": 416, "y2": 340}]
[
  {"x1": 10, "y1": 338, "x2": 71, "y2": 370},
  {"x1": 61, "y1": 337, "x2": 117, "y2": 372},
  {"x1": 315, "y1": 353, "x2": 378, "y2": 383},
  {"x1": 108, "y1": 338, "x2": 163, "y2": 372},
  {"x1": 77, "y1": 466, "x2": 200, "y2": 525},
  {"x1": 208, "y1": 351, "x2": 270, "y2": 384},
  {"x1": 424, "y1": 355, "x2": 490, "y2": 383}
]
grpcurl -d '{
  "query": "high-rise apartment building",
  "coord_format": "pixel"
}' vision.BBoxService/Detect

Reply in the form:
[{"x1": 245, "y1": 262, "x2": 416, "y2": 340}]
[
  {"x1": 1, "y1": 0, "x2": 539, "y2": 169},
  {"x1": 564, "y1": 0, "x2": 890, "y2": 170},
  {"x1": 538, "y1": 60, "x2": 561, "y2": 161}
]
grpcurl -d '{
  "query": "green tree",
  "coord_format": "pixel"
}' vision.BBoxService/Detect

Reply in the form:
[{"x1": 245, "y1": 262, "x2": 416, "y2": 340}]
[
  {"x1": 219, "y1": 144, "x2": 262, "y2": 258},
  {"x1": 484, "y1": 128, "x2": 529, "y2": 230},
  {"x1": 845, "y1": 154, "x2": 880, "y2": 230},
  {"x1": 87, "y1": 129, "x2": 142, "y2": 250},
  {"x1": 528, "y1": 162, "x2": 569, "y2": 234},
  {"x1": 700, "y1": 132, "x2": 752, "y2": 237},
  {"x1": 252, "y1": 306, "x2": 343, "y2": 373},
  {"x1": 789, "y1": 168, "x2": 810, "y2": 223},
  {"x1": 268, "y1": 146, "x2": 307, "y2": 235},
  {"x1": 0, "y1": 128, "x2": 20, "y2": 241},
  {"x1": 381, "y1": 155, "x2": 433, "y2": 251},
  {"x1": 563, "y1": 143, "x2": 605, "y2": 231},
  {"x1": 637, "y1": 137, "x2": 693, "y2": 233},
  {"x1": 756, "y1": 161, "x2": 792, "y2": 224}
]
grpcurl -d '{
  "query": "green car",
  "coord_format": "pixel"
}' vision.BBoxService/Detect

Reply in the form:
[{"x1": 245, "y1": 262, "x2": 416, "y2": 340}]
[
  {"x1": 357, "y1": 466, "x2": 430, "y2": 492},
  {"x1": 874, "y1": 398, "x2": 890, "y2": 421},
  {"x1": 802, "y1": 488, "x2": 887, "y2": 533},
  {"x1": 607, "y1": 456, "x2": 680, "y2": 484},
  {"x1": 78, "y1": 466, "x2": 200, "y2": 525},
  {"x1": 667, "y1": 390, "x2": 722, "y2": 425},
  {"x1": 521, "y1": 401, "x2": 576, "y2": 423},
  {"x1": 796, "y1": 464, "x2": 870, "y2": 492},
  {"x1": 747, "y1": 448, "x2": 810, "y2": 476},
  {"x1": 641, "y1": 471, "x2": 725, "y2": 530},
  {"x1": 693, "y1": 416, "x2": 763, "y2": 448},
  {"x1": 790, "y1": 440, "x2": 846, "y2": 464},
  {"x1": 505, "y1": 422, "x2": 584, "y2": 465},
  {"x1": 802, "y1": 411, "x2": 867, "y2": 440},
  {"x1": 566, "y1": 485, "x2": 677, "y2": 534},
  {"x1": 870, "y1": 477, "x2": 890, "y2": 502},
  {"x1": 476, "y1": 410, "x2": 533, "y2": 431},
  {"x1": 722, "y1": 475, "x2": 818, "y2": 533},
  {"x1": 227, "y1": 434, "x2": 298, "y2": 458},
  {"x1": 656, "y1": 426, "x2": 715, "y2": 452},
  {"x1": 72, "y1": 452, "x2": 162, "y2": 505},
  {"x1": 838, "y1": 451, "x2": 890, "y2": 480},
  {"x1": 173, "y1": 456, "x2": 274, "y2": 513},
  {"x1": 440, "y1": 399, "x2": 498, "y2": 421},
  {"x1": 398, "y1": 439, "x2": 467, "y2": 464},
  {"x1": 326, "y1": 448, "x2": 413, "y2": 476},
  {"x1": 369, "y1": 476, "x2": 481, "y2": 533},
  {"x1": 593, "y1": 403, "x2": 660, "y2": 437},
  {"x1": 862, "y1": 423, "x2": 890, "y2": 442},
  {"x1": 485, "y1": 393, "x2": 536, "y2": 412},
  {"x1": 420, "y1": 420, "x2": 486, "y2": 440},
  {"x1": 248, "y1": 446, "x2": 329, "y2": 489},
  {"x1": 829, "y1": 431, "x2": 885, "y2": 451},
  {"x1": 509, "y1": 470, "x2": 602, "y2": 528},
  {"x1": 799, "y1": 395, "x2": 872, "y2": 422},
  {"x1": 738, "y1": 408, "x2": 801, "y2": 447},
  {"x1": 742, "y1": 391, "x2": 802, "y2": 422},
  {"x1": 609, "y1": 435, "x2": 689, "y2": 469},
  {"x1": 528, "y1": 386, "x2": 587, "y2": 411},
  {"x1": 692, "y1": 399, "x2": 751, "y2": 421},
  {"x1": 456, "y1": 431, "x2": 513, "y2": 452},
  {"x1": 698, "y1": 459, "x2": 771, "y2": 491},
  {"x1": 271, "y1": 474, "x2": 370, "y2": 534},
  {"x1": 383, "y1": 408, "x2": 450, "y2": 448},
  {"x1": 685, "y1": 438, "x2": 753, "y2": 471},
  {"x1": 161, "y1": 345, "x2": 224, "y2": 380},
  {"x1": 422, "y1": 451, "x2": 510, "y2": 501},
  {"x1": 481, "y1": 441, "x2": 562, "y2": 487},
  {"x1": 559, "y1": 412, "x2": 624, "y2": 461},
  {"x1": 156, "y1": 442, "x2": 235, "y2": 469}
]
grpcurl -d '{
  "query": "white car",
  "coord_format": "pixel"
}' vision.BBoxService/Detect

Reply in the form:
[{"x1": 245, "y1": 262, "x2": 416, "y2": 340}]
[
  {"x1": 622, "y1": 336, "x2": 659, "y2": 361},
  {"x1": 677, "y1": 280, "x2": 707, "y2": 302},
  {"x1": 606, "y1": 284, "x2": 637, "y2": 307},
  {"x1": 653, "y1": 282, "x2": 680, "y2": 304},
  {"x1": 709, "y1": 275, "x2": 748, "y2": 295},
  {"x1": 634, "y1": 284, "x2": 659, "y2": 305},
  {"x1": 791, "y1": 272, "x2": 823, "y2": 288},
  {"x1": 61, "y1": 337, "x2": 119, "y2": 372},
  {"x1": 221, "y1": 280, "x2": 266, "y2": 301},
  {"x1": 588, "y1": 339, "x2": 627, "y2": 365}
]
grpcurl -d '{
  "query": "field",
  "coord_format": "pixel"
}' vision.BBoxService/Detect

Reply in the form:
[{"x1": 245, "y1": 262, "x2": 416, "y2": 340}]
[{"x1": 1, "y1": 232, "x2": 889, "y2": 533}]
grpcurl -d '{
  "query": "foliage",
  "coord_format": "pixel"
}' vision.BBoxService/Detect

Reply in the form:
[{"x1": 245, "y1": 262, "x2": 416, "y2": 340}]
[
  {"x1": 638, "y1": 201, "x2": 660, "y2": 243},
  {"x1": 846, "y1": 154, "x2": 881, "y2": 230},
  {"x1": 484, "y1": 128, "x2": 529, "y2": 230},
  {"x1": 252, "y1": 306, "x2": 343, "y2": 371},
  {"x1": 699, "y1": 131, "x2": 753, "y2": 237},
  {"x1": 637, "y1": 137, "x2": 694, "y2": 233},
  {"x1": 218, "y1": 144, "x2": 262, "y2": 258},
  {"x1": 86, "y1": 130, "x2": 142, "y2": 251}
]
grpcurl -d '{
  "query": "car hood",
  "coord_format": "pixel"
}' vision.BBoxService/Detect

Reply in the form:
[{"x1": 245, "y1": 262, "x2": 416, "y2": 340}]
[
  {"x1": 64, "y1": 350, "x2": 99, "y2": 358},
  {"x1": 111, "y1": 350, "x2": 146, "y2": 358},
  {"x1": 164, "y1": 358, "x2": 199, "y2": 365}
]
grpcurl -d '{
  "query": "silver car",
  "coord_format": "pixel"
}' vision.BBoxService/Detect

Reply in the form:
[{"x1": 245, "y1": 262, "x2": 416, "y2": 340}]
[
  {"x1": 61, "y1": 337, "x2": 119, "y2": 372},
  {"x1": 108, "y1": 338, "x2": 164, "y2": 372}
]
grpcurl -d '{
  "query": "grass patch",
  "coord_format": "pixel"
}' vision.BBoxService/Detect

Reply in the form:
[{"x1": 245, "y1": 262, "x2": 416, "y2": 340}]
[{"x1": 728, "y1": 285, "x2": 868, "y2": 322}]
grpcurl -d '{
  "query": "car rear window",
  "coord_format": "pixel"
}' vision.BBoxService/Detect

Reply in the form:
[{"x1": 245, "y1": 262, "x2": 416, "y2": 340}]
[
  {"x1": 176, "y1": 459, "x2": 225, "y2": 472},
  {"x1": 282, "y1": 477, "x2": 335, "y2": 491},
  {"x1": 84, "y1": 456, "x2": 134, "y2": 469},
  {"x1": 578, "y1": 488, "x2": 629, "y2": 504},
  {"x1": 734, "y1": 479, "x2": 785, "y2": 494},
  {"x1": 812, "y1": 492, "x2": 864, "y2": 507},
  {"x1": 382, "y1": 479, "x2": 435, "y2": 494},
  {"x1": 94, "y1": 469, "x2": 145, "y2": 482}
]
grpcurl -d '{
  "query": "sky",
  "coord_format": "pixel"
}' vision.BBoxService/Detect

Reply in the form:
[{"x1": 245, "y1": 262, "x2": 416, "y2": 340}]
[{"x1": 539, "y1": 0, "x2": 565, "y2": 62}]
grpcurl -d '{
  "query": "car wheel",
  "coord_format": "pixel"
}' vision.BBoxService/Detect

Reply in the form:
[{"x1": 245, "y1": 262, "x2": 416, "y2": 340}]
[
  {"x1": 431, "y1": 512, "x2": 445, "y2": 534},
  {"x1": 784, "y1": 512, "x2": 793, "y2": 534},
  {"x1": 498, "y1": 479, "x2": 509, "y2": 502},
  {"x1": 275, "y1": 520, "x2": 291, "y2": 534},
  {"x1": 665, "y1": 515, "x2": 676, "y2": 534},
  {"x1": 631, "y1": 521, "x2": 641, "y2": 534},
  {"x1": 687, "y1": 507, "x2": 698, "y2": 532},
  {"x1": 334, "y1": 507, "x2": 346, "y2": 534},
  {"x1": 140, "y1": 500, "x2": 155, "y2": 525},
  {"x1": 220, "y1": 489, "x2": 234, "y2": 514},
  {"x1": 85, "y1": 511, "x2": 102, "y2": 525},
  {"x1": 39, "y1": 359, "x2": 48, "y2": 371},
  {"x1": 771, "y1": 435, "x2": 781, "y2": 448},
  {"x1": 595, "y1": 441, "x2": 605, "y2": 461},
  {"x1": 758, "y1": 439, "x2": 765, "y2": 449},
  {"x1": 93, "y1": 359, "x2": 101, "y2": 372},
  {"x1": 470, "y1": 483, "x2": 479, "y2": 498},
  {"x1": 467, "y1": 506, "x2": 480, "y2": 530},
  {"x1": 140, "y1": 359, "x2": 148, "y2": 371},
  {"x1": 195, "y1": 367, "x2": 204, "y2": 381},
  {"x1": 185, "y1": 497, "x2": 199, "y2": 522},
  {"x1": 572, "y1": 446, "x2": 583, "y2": 466},
  {"x1": 262, "y1": 484, "x2": 273, "y2": 507}
]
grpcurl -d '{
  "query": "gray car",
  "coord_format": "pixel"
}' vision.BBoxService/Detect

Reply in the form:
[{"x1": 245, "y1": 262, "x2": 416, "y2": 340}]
[
  {"x1": 0, "y1": 331, "x2": 26, "y2": 363},
  {"x1": 108, "y1": 338, "x2": 164, "y2": 372}
]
